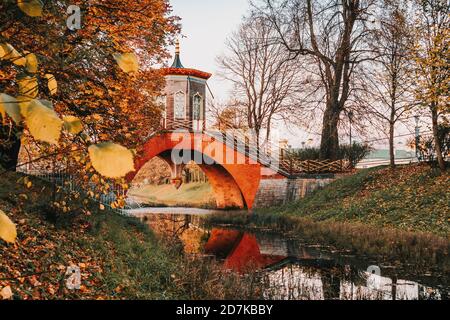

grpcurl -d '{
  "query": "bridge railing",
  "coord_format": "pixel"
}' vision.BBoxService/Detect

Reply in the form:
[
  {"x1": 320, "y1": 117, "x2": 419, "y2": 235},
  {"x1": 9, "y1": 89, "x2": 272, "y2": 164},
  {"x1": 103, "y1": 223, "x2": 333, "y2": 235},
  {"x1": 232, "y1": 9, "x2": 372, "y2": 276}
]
[
  {"x1": 155, "y1": 119, "x2": 352, "y2": 176},
  {"x1": 163, "y1": 118, "x2": 206, "y2": 132},
  {"x1": 204, "y1": 128, "x2": 291, "y2": 175}
]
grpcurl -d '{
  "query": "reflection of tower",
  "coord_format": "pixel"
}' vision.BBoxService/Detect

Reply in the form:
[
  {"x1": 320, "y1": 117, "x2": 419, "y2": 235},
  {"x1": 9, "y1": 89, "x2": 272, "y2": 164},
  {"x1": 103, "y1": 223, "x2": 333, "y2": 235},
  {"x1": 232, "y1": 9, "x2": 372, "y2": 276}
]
[{"x1": 160, "y1": 40, "x2": 212, "y2": 132}]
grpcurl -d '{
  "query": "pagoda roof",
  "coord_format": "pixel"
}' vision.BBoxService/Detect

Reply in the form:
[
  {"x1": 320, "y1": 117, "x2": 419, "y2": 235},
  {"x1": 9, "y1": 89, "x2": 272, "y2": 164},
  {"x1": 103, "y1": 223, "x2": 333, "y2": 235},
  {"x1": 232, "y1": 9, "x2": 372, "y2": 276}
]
[
  {"x1": 161, "y1": 67, "x2": 212, "y2": 80},
  {"x1": 163, "y1": 39, "x2": 212, "y2": 80}
]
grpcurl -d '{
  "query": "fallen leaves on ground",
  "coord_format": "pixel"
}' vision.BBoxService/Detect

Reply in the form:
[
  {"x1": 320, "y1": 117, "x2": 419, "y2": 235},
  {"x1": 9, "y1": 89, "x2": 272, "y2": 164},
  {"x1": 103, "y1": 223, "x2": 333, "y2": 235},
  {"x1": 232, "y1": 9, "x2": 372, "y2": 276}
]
[{"x1": 0, "y1": 173, "x2": 108, "y2": 300}]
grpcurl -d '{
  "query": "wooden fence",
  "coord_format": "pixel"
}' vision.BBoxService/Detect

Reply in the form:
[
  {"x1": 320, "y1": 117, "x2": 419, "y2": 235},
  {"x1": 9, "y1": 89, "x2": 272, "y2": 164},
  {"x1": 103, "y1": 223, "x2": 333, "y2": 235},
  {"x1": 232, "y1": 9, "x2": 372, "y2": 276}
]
[{"x1": 280, "y1": 158, "x2": 352, "y2": 175}]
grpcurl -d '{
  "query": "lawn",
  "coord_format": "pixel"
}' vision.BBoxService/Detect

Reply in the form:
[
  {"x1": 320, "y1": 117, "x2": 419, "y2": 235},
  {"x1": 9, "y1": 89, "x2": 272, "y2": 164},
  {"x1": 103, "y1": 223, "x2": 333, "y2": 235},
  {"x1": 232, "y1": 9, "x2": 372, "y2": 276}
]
[
  {"x1": 259, "y1": 164, "x2": 449, "y2": 236},
  {"x1": 129, "y1": 182, "x2": 215, "y2": 208}
]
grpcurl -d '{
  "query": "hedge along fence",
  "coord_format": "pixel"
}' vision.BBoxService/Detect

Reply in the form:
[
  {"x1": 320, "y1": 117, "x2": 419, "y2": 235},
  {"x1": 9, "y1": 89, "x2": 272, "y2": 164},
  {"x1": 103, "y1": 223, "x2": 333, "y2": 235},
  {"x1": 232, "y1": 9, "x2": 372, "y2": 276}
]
[{"x1": 282, "y1": 143, "x2": 373, "y2": 175}]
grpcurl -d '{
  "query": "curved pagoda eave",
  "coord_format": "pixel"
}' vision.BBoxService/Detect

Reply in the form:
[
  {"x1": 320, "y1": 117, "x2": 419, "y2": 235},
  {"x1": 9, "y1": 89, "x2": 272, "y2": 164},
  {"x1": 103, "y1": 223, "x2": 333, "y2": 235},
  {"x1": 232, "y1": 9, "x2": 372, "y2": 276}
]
[{"x1": 161, "y1": 67, "x2": 212, "y2": 80}]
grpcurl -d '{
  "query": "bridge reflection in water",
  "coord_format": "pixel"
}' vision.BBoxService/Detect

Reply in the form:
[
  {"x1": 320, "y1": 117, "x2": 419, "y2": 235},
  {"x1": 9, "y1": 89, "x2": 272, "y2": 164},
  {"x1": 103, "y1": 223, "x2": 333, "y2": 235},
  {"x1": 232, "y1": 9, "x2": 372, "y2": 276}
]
[{"x1": 136, "y1": 213, "x2": 447, "y2": 300}]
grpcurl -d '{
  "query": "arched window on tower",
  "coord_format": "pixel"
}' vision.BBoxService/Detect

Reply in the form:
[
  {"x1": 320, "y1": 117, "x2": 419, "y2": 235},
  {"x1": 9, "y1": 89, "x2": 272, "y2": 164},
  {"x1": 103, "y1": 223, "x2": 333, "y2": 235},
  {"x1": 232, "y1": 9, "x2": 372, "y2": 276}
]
[
  {"x1": 192, "y1": 93, "x2": 203, "y2": 131},
  {"x1": 174, "y1": 91, "x2": 186, "y2": 119},
  {"x1": 193, "y1": 93, "x2": 202, "y2": 120}
]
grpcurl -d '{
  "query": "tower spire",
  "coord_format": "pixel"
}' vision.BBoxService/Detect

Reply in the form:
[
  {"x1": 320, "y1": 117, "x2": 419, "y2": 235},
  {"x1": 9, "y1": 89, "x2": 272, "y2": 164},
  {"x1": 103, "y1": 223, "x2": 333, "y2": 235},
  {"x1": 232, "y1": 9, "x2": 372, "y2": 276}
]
[
  {"x1": 171, "y1": 38, "x2": 184, "y2": 68},
  {"x1": 175, "y1": 39, "x2": 180, "y2": 55}
]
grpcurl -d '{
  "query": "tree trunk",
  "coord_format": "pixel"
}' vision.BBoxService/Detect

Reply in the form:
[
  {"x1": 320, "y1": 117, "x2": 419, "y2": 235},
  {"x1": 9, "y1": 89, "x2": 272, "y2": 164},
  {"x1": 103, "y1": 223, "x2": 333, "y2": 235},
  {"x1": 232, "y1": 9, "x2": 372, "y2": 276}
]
[
  {"x1": 0, "y1": 126, "x2": 22, "y2": 171},
  {"x1": 389, "y1": 121, "x2": 395, "y2": 169},
  {"x1": 320, "y1": 103, "x2": 340, "y2": 160},
  {"x1": 431, "y1": 107, "x2": 446, "y2": 172}
]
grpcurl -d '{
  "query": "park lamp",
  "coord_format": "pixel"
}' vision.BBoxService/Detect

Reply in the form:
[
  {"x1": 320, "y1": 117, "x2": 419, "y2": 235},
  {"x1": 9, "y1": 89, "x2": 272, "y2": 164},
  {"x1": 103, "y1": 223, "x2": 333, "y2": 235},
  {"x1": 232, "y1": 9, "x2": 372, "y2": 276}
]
[
  {"x1": 348, "y1": 111, "x2": 354, "y2": 145},
  {"x1": 414, "y1": 115, "x2": 420, "y2": 127}
]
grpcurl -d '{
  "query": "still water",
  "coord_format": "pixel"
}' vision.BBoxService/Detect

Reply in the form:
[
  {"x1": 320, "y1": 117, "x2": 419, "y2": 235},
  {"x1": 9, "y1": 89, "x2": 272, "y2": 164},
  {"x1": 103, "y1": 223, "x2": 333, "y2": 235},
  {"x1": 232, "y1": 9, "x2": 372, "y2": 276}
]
[{"x1": 134, "y1": 212, "x2": 448, "y2": 300}]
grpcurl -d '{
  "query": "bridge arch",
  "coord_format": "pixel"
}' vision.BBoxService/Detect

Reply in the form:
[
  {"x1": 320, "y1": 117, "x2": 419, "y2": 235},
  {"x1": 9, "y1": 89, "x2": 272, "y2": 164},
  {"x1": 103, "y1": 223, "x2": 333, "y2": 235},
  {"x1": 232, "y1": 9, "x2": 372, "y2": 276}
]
[{"x1": 125, "y1": 132, "x2": 263, "y2": 209}]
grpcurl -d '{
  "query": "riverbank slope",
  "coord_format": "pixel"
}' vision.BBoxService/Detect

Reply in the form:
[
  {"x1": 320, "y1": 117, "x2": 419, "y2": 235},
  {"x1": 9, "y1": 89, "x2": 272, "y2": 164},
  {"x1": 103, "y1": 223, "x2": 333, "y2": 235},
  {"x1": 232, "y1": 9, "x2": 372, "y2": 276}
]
[
  {"x1": 207, "y1": 164, "x2": 449, "y2": 269},
  {"x1": 0, "y1": 170, "x2": 257, "y2": 300},
  {"x1": 269, "y1": 164, "x2": 448, "y2": 234}
]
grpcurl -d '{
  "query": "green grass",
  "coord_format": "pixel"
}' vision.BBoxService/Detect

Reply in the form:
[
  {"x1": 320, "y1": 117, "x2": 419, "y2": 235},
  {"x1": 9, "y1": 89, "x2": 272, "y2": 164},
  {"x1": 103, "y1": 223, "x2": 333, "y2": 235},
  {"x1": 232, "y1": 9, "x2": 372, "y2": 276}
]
[
  {"x1": 206, "y1": 164, "x2": 449, "y2": 270},
  {"x1": 258, "y1": 164, "x2": 449, "y2": 236},
  {"x1": 129, "y1": 182, "x2": 215, "y2": 208}
]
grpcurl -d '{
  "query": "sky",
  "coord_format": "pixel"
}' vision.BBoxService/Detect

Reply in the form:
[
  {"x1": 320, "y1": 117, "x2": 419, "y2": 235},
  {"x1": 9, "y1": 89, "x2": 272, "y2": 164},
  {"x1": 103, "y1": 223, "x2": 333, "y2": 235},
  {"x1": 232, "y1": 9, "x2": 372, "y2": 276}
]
[
  {"x1": 166, "y1": 0, "x2": 421, "y2": 150},
  {"x1": 168, "y1": 0, "x2": 250, "y2": 102},
  {"x1": 167, "y1": 0, "x2": 315, "y2": 147}
]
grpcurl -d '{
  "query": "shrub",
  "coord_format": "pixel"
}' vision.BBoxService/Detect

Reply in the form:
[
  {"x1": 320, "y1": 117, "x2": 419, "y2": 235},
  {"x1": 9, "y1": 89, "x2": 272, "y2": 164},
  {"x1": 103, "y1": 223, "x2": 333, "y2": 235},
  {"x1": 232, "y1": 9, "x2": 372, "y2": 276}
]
[
  {"x1": 287, "y1": 142, "x2": 372, "y2": 168},
  {"x1": 338, "y1": 143, "x2": 373, "y2": 168},
  {"x1": 415, "y1": 123, "x2": 450, "y2": 163},
  {"x1": 288, "y1": 147, "x2": 321, "y2": 160}
]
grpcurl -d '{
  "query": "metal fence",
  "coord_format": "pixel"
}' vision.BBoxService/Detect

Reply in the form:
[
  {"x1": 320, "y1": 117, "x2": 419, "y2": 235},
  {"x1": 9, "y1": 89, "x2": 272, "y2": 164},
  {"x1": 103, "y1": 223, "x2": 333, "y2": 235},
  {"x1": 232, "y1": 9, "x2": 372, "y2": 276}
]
[{"x1": 17, "y1": 168, "x2": 140, "y2": 215}]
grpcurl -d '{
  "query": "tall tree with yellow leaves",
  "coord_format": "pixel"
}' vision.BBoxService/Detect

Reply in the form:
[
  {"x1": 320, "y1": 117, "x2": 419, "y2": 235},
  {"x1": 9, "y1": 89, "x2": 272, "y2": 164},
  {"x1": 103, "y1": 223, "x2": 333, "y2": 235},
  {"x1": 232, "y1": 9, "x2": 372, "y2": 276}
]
[{"x1": 411, "y1": 0, "x2": 449, "y2": 172}]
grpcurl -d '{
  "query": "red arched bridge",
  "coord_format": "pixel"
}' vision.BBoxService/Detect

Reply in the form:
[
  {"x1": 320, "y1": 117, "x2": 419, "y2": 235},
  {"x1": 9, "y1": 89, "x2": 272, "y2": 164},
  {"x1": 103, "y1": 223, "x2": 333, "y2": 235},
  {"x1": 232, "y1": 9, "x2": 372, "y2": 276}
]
[{"x1": 125, "y1": 120, "x2": 351, "y2": 210}]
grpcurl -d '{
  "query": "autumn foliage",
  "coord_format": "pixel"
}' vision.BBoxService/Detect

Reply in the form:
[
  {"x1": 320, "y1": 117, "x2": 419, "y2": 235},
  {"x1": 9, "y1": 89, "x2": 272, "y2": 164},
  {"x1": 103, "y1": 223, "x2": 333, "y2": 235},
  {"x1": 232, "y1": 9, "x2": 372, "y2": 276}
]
[{"x1": 0, "y1": 0, "x2": 180, "y2": 169}]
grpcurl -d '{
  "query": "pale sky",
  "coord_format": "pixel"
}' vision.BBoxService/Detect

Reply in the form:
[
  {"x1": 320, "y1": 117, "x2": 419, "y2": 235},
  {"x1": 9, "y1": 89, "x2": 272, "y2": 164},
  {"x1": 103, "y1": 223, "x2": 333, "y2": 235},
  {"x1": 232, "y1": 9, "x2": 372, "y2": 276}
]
[
  {"x1": 168, "y1": 0, "x2": 250, "y2": 102},
  {"x1": 167, "y1": 0, "x2": 315, "y2": 147},
  {"x1": 166, "y1": 0, "x2": 420, "y2": 150}
]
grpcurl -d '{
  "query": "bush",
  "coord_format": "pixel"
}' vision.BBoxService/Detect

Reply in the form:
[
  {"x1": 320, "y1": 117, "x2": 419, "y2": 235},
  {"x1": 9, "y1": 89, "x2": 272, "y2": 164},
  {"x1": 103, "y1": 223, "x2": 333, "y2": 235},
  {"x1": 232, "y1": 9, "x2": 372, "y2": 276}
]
[
  {"x1": 415, "y1": 123, "x2": 450, "y2": 163},
  {"x1": 338, "y1": 143, "x2": 373, "y2": 168},
  {"x1": 288, "y1": 147, "x2": 321, "y2": 160},
  {"x1": 287, "y1": 142, "x2": 372, "y2": 168}
]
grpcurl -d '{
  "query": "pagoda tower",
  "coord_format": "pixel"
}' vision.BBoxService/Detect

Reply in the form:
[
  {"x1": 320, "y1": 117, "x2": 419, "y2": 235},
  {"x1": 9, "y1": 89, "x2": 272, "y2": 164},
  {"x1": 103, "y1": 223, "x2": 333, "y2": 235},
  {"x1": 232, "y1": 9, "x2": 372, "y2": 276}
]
[{"x1": 160, "y1": 40, "x2": 212, "y2": 131}]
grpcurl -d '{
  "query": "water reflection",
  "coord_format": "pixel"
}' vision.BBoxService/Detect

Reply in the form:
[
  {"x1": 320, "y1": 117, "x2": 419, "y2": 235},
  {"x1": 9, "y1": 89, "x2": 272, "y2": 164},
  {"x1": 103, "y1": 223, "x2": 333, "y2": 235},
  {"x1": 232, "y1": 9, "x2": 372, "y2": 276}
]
[{"x1": 137, "y1": 213, "x2": 447, "y2": 300}]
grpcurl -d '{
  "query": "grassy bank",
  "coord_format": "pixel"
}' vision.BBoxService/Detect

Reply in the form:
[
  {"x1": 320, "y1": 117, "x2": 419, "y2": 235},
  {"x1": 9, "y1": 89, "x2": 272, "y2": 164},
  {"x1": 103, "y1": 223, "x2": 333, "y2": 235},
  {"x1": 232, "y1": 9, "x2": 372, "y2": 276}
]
[
  {"x1": 259, "y1": 164, "x2": 448, "y2": 235},
  {"x1": 0, "y1": 170, "x2": 260, "y2": 300},
  {"x1": 207, "y1": 164, "x2": 449, "y2": 270},
  {"x1": 129, "y1": 182, "x2": 215, "y2": 208}
]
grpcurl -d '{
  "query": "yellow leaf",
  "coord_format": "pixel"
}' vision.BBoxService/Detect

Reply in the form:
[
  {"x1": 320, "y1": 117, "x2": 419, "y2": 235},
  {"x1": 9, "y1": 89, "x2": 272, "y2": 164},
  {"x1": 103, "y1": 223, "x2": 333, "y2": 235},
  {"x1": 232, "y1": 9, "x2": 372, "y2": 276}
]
[
  {"x1": 92, "y1": 114, "x2": 102, "y2": 121},
  {"x1": 63, "y1": 116, "x2": 83, "y2": 134},
  {"x1": 17, "y1": 95, "x2": 32, "y2": 118},
  {"x1": 99, "y1": 204, "x2": 105, "y2": 211},
  {"x1": 0, "y1": 210, "x2": 17, "y2": 244},
  {"x1": 18, "y1": 97, "x2": 51, "y2": 118},
  {"x1": 38, "y1": 99, "x2": 53, "y2": 109},
  {"x1": 0, "y1": 43, "x2": 26, "y2": 66},
  {"x1": 113, "y1": 53, "x2": 139, "y2": 73},
  {"x1": 0, "y1": 93, "x2": 22, "y2": 124},
  {"x1": 24, "y1": 99, "x2": 62, "y2": 145},
  {"x1": 25, "y1": 52, "x2": 38, "y2": 73},
  {"x1": 17, "y1": 0, "x2": 43, "y2": 17},
  {"x1": 45, "y1": 74, "x2": 57, "y2": 95},
  {"x1": 88, "y1": 142, "x2": 135, "y2": 178},
  {"x1": 18, "y1": 76, "x2": 38, "y2": 98}
]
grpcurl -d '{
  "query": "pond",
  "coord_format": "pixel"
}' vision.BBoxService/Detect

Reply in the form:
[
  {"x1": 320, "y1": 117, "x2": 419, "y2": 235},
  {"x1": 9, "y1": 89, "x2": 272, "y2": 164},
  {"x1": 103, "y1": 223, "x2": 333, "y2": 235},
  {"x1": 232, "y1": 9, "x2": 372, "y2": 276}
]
[{"x1": 133, "y1": 211, "x2": 449, "y2": 300}]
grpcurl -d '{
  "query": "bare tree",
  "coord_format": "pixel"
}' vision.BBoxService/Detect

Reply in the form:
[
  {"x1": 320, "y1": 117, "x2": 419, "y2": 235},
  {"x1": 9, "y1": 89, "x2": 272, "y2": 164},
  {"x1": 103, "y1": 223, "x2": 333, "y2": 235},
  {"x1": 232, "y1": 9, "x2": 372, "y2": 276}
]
[
  {"x1": 253, "y1": 0, "x2": 376, "y2": 160},
  {"x1": 217, "y1": 16, "x2": 299, "y2": 148},
  {"x1": 208, "y1": 99, "x2": 248, "y2": 131},
  {"x1": 363, "y1": 2, "x2": 414, "y2": 168}
]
